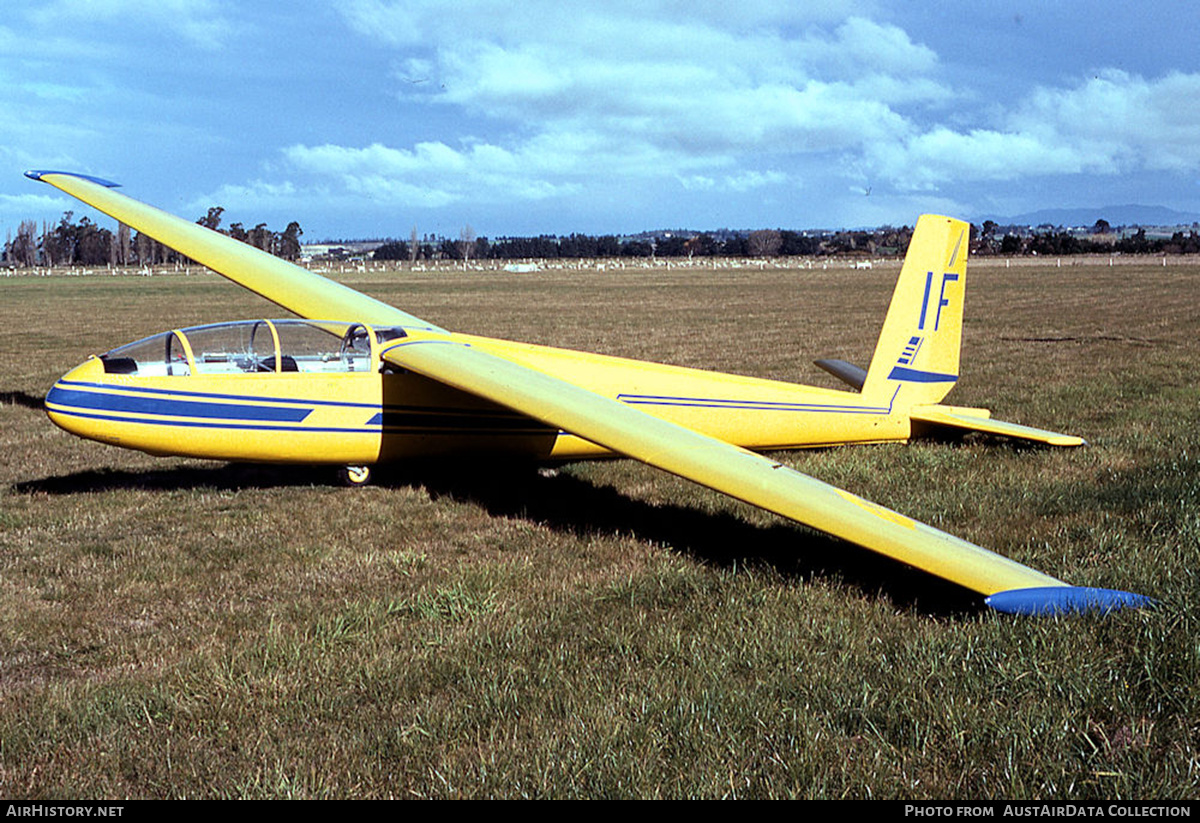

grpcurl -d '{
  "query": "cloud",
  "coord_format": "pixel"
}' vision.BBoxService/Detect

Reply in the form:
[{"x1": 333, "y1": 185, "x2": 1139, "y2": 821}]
[
  {"x1": 27, "y1": 0, "x2": 234, "y2": 49},
  {"x1": 319, "y1": 2, "x2": 960, "y2": 214},
  {"x1": 0, "y1": 192, "x2": 81, "y2": 227},
  {"x1": 0, "y1": 193, "x2": 73, "y2": 211},
  {"x1": 11, "y1": 2, "x2": 1175, "y2": 235},
  {"x1": 866, "y1": 128, "x2": 1096, "y2": 190},
  {"x1": 865, "y1": 70, "x2": 1200, "y2": 189},
  {"x1": 1011, "y1": 70, "x2": 1200, "y2": 174},
  {"x1": 339, "y1": 1, "x2": 876, "y2": 48},
  {"x1": 677, "y1": 170, "x2": 788, "y2": 193},
  {"x1": 725, "y1": 170, "x2": 789, "y2": 192},
  {"x1": 192, "y1": 180, "x2": 302, "y2": 215},
  {"x1": 281, "y1": 141, "x2": 582, "y2": 209},
  {"x1": 330, "y1": 2, "x2": 1200, "y2": 216},
  {"x1": 801, "y1": 16, "x2": 940, "y2": 78},
  {"x1": 383, "y1": 10, "x2": 945, "y2": 146}
]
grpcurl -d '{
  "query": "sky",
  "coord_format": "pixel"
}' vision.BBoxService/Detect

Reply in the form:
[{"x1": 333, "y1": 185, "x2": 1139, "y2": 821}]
[{"x1": 2, "y1": 1, "x2": 1199, "y2": 240}]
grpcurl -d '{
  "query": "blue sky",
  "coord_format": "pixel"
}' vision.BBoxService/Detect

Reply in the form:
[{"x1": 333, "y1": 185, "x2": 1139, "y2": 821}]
[{"x1": 3, "y1": 1, "x2": 1198, "y2": 240}]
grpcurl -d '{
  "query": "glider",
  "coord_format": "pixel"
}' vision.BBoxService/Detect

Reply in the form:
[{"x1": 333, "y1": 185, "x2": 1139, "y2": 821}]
[{"x1": 26, "y1": 170, "x2": 1153, "y2": 616}]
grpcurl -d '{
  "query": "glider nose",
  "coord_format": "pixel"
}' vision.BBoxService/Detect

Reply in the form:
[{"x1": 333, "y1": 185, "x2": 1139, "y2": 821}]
[{"x1": 44, "y1": 357, "x2": 120, "y2": 444}]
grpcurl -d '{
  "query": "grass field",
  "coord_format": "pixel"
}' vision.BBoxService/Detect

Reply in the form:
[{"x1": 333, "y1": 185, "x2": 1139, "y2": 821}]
[{"x1": 1, "y1": 259, "x2": 1197, "y2": 798}]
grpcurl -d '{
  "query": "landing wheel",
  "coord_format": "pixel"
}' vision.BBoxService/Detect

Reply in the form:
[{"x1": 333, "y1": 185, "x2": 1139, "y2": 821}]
[{"x1": 338, "y1": 465, "x2": 372, "y2": 487}]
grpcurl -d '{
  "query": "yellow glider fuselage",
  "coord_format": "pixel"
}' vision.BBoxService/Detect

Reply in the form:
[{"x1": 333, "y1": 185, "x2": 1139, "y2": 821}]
[
  {"x1": 37, "y1": 169, "x2": 1150, "y2": 616},
  {"x1": 46, "y1": 322, "x2": 909, "y2": 465}
]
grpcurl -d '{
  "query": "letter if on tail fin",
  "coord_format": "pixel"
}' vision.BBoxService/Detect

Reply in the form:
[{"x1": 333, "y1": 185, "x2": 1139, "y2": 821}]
[{"x1": 862, "y1": 215, "x2": 968, "y2": 409}]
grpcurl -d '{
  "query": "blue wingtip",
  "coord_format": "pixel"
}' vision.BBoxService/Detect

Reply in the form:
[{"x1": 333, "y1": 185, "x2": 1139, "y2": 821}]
[
  {"x1": 986, "y1": 586, "x2": 1157, "y2": 616},
  {"x1": 24, "y1": 170, "x2": 121, "y2": 188}
]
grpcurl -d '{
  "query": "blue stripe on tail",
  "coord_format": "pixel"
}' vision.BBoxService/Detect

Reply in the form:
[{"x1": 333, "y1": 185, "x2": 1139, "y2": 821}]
[{"x1": 887, "y1": 366, "x2": 957, "y2": 383}]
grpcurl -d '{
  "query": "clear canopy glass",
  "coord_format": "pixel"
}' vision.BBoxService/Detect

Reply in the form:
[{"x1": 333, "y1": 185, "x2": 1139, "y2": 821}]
[{"x1": 100, "y1": 320, "x2": 405, "y2": 376}]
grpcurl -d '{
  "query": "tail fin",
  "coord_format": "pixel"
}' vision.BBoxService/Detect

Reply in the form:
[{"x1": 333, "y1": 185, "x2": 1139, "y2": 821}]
[{"x1": 862, "y1": 214, "x2": 969, "y2": 408}]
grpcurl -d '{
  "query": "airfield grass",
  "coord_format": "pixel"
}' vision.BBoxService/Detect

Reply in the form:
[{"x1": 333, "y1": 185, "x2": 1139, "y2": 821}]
[{"x1": 1, "y1": 259, "x2": 1198, "y2": 798}]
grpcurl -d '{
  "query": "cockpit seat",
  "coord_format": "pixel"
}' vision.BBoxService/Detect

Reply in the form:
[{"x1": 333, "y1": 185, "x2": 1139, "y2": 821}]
[{"x1": 257, "y1": 355, "x2": 299, "y2": 373}]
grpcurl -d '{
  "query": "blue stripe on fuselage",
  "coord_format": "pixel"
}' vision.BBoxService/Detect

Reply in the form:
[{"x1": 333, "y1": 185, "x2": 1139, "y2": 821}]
[
  {"x1": 47, "y1": 385, "x2": 312, "y2": 422},
  {"x1": 54, "y1": 379, "x2": 377, "y2": 409},
  {"x1": 46, "y1": 406, "x2": 556, "y2": 437},
  {"x1": 616, "y1": 394, "x2": 893, "y2": 415}
]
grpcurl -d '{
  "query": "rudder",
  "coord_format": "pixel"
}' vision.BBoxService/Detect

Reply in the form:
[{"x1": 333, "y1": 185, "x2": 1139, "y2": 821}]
[{"x1": 862, "y1": 214, "x2": 969, "y2": 408}]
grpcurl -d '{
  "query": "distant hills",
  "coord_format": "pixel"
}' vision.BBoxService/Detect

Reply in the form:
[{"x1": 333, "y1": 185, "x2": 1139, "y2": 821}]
[{"x1": 981, "y1": 204, "x2": 1200, "y2": 228}]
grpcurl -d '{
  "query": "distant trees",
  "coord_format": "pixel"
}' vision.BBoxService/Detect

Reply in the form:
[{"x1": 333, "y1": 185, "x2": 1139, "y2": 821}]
[
  {"x1": 457, "y1": 225, "x2": 476, "y2": 263},
  {"x1": 115, "y1": 223, "x2": 131, "y2": 266},
  {"x1": 1118, "y1": 228, "x2": 1151, "y2": 254},
  {"x1": 37, "y1": 211, "x2": 114, "y2": 265},
  {"x1": 373, "y1": 240, "x2": 411, "y2": 261},
  {"x1": 1163, "y1": 230, "x2": 1200, "y2": 254},
  {"x1": 976, "y1": 220, "x2": 999, "y2": 254},
  {"x1": 375, "y1": 221, "x2": 1198, "y2": 263},
  {"x1": 999, "y1": 234, "x2": 1022, "y2": 255},
  {"x1": 779, "y1": 230, "x2": 822, "y2": 255},
  {"x1": 9, "y1": 221, "x2": 38, "y2": 267},
  {"x1": 487, "y1": 235, "x2": 565, "y2": 258},
  {"x1": 747, "y1": 229, "x2": 782, "y2": 257},
  {"x1": 1, "y1": 208, "x2": 304, "y2": 267},
  {"x1": 971, "y1": 222, "x2": 1200, "y2": 256},
  {"x1": 655, "y1": 234, "x2": 688, "y2": 257},
  {"x1": 133, "y1": 230, "x2": 176, "y2": 266},
  {"x1": 410, "y1": 227, "x2": 883, "y2": 262},
  {"x1": 248, "y1": 224, "x2": 273, "y2": 252},
  {"x1": 7, "y1": 209, "x2": 1199, "y2": 270},
  {"x1": 1027, "y1": 230, "x2": 1083, "y2": 256},
  {"x1": 279, "y1": 222, "x2": 304, "y2": 260},
  {"x1": 683, "y1": 234, "x2": 714, "y2": 259},
  {"x1": 197, "y1": 207, "x2": 224, "y2": 230}
]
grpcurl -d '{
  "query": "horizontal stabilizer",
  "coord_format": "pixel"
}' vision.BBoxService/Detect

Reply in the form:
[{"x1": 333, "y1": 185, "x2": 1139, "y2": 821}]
[
  {"x1": 986, "y1": 586, "x2": 1156, "y2": 615},
  {"x1": 911, "y1": 406, "x2": 1086, "y2": 447},
  {"x1": 814, "y1": 359, "x2": 867, "y2": 391}
]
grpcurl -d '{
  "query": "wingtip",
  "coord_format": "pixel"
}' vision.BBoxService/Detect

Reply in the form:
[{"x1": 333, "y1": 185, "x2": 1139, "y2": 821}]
[
  {"x1": 24, "y1": 170, "x2": 121, "y2": 188},
  {"x1": 985, "y1": 586, "x2": 1156, "y2": 616},
  {"x1": 1049, "y1": 434, "x2": 1089, "y2": 447}
]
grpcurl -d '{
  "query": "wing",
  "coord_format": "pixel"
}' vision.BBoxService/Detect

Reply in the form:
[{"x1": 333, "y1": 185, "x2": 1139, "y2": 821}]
[
  {"x1": 24, "y1": 171, "x2": 444, "y2": 332},
  {"x1": 383, "y1": 334, "x2": 1149, "y2": 614},
  {"x1": 911, "y1": 406, "x2": 1087, "y2": 447}
]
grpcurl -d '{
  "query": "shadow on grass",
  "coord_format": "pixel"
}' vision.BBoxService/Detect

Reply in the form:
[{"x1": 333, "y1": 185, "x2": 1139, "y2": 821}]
[
  {"x1": 911, "y1": 424, "x2": 1064, "y2": 453},
  {"x1": 14, "y1": 458, "x2": 985, "y2": 618},
  {"x1": 403, "y1": 462, "x2": 984, "y2": 617},
  {"x1": 1, "y1": 391, "x2": 45, "y2": 410},
  {"x1": 14, "y1": 462, "x2": 337, "y2": 494}
]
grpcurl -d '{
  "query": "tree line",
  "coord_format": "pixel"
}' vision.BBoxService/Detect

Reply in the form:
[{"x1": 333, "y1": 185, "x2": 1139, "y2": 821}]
[
  {"x1": 371, "y1": 227, "x2": 891, "y2": 262},
  {"x1": 2, "y1": 208, "x2": 303, "y2": 268},
  {"x1": 365, "y1": 222, "x2": 1200, "y2": 262},
  {"x1": 974, "y1": 220, "x2": 1200, "y2": 256},
  {"x1": 6, "y1": 210, "x2": 1200, "y2": 269}
]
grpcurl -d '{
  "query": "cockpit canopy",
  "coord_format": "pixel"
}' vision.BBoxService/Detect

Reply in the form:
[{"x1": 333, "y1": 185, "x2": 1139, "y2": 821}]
[{"x1": 99, "y1": 320, "x2": 406, "y2": 377}]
